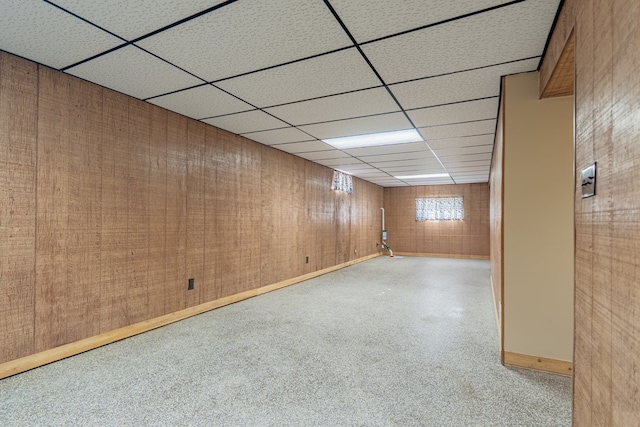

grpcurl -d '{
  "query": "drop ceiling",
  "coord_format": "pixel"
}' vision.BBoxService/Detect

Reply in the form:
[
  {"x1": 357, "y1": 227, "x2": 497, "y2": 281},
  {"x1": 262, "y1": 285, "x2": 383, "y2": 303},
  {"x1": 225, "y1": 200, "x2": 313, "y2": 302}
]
[{"x1": 0, "y1": 0, "x2": 561, "y2": 187}]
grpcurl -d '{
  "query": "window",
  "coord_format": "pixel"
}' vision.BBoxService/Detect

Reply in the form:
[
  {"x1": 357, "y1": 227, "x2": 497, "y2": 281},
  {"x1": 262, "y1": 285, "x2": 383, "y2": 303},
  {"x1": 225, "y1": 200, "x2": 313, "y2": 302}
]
[
  {"x1": 415, "y1": 196, "x2": 464, "y2": 221},
  {"x1": 331, "y1": 170, "x2": 353, "y2": 194}
]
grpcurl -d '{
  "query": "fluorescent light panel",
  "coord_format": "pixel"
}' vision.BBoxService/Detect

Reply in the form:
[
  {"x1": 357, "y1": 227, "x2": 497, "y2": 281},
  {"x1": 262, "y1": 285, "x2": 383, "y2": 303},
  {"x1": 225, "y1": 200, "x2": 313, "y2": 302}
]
[
  {"x1": 322, "y1": 129, "x2": 422, "y2": 149},
  {"x1": 394, "y1": 173, "x2": 450, "y2": 179}
]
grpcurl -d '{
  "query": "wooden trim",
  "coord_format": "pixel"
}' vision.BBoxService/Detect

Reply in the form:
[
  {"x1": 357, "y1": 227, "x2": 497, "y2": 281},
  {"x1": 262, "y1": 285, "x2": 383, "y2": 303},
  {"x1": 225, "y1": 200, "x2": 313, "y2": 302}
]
[
  {"x1": 504, "y1": 351, "x2": 573, "y2": 376},
  {"x1": 490, "y1": 276, "x2": 502, "y2": 352},
  {"x1": 499, "y1": 76, "x2": 506, "y2": 365},
  {"x1": 0, "y1": 253, "x2": 380, "y2": 379},
  {"x1": 393, "y1": 252, "x2": 489, "y2": 260}
]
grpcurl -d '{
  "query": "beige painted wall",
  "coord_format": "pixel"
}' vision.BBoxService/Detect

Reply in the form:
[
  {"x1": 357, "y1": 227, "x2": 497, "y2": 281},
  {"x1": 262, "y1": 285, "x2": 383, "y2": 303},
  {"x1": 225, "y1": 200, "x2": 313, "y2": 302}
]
[{"x1": 503, "y1": 72, "x2": 574, "y2": 361}]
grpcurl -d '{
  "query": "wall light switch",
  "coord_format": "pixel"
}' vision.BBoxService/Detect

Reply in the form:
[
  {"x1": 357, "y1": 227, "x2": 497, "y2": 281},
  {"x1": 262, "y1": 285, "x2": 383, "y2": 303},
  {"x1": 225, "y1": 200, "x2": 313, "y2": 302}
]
[{"x1": 581, "y1": 163, "x2": 596, "y2": 198}]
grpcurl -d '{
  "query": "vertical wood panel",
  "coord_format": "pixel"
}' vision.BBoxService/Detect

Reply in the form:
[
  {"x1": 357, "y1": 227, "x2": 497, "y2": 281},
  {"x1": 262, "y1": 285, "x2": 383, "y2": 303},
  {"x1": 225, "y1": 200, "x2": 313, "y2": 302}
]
[
  {"x1": 127, "y1": 99, "x2": 151, "y2": 324},
  {"x1": 148, "y1": 105, "x2": 167, "y2": 319},
  {"x1": 64, "y1": 76, "x2": 102, "y2": 343},
  {"x1": 35, "y1": 67, "x2": 71, "y2": 351},
  {"x1": 165, "y1": 112, "x2": 188, "y2": 313},
  {"x1": 186, "y1": 120, "x2": 205, "y2": 306},
  {"x1": 100, "y1": 89, "x2": 129, "y2": 332},
  {"x1": 0, "y1": 52, "x2": 37, "y2": 363},
  {"x1": 212, "y1": 131, "x2": 261, "y2": 298}
]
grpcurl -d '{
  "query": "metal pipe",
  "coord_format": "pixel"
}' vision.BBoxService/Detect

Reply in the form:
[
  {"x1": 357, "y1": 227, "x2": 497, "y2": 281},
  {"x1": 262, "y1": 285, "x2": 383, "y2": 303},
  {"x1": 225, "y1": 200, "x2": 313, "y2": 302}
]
[{"x1": 381, "y1": 207, "x2": 385, "y2": 231}]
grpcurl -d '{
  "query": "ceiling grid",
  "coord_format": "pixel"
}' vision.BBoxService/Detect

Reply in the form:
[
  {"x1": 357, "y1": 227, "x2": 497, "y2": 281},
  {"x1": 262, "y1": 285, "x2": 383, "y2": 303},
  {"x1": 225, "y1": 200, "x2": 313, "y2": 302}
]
[{"x1": 0, "y1": 0, "x2": 562, "y2": 186}]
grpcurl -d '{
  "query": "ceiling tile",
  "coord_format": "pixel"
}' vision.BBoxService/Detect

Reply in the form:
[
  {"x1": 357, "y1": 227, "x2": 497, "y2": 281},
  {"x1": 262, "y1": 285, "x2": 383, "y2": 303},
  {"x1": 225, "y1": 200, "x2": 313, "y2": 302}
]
[
  {"x1": 368, "y1": 159, "x2": 443, "y2": 168},
  {"x1": 137, "y1": 0, "x2": 352, "y2": 81},
  {"x1": 202, "y1": 110, "x2": 288, "y2": 134},
  {"x1": 441, "y1": 160, "x2": 491, "y2": 168},
  {"x1": 400, "y1": 178, "x2": 455, "y2": 186},
  {"x1": 454, "y1": 178, "x2": 488, "y2": 183},
  {"x1": 358, "y1": 150, "x2": 438, "y2": 163},
  {"x1": 300, "y1": 112, "x2": 411, "y2": 140},
  {"x1": 419, "y1": 120, "x2": 496, "y2": 141},
  {"x1": 408, "y1": 98, "x2": 499, "y2": 128},
  {"x1": 439, "y1": 152, "x2": 493, "y2": 162},
  {"x1": 216, "y1": 48, "x2": 380, "y2": 108},
  {"x1": 343, "y1": 141, "x2": 427, "y2": 157},
  {"x1": 362, "y1": 0, "x2": 560, "y2": 83},
  {"x1": 428, "y1": 134, "x2": 495, "y2": 150},
  {"x1": 331, "y1": 0, "x2": 511, "y2": 43},
  {"x1": 0, "y1": 0, "x2": 122, "y2": 69},
  {"x1": 315, "y1": 158, "x2": 364, "y2": 168},
  {"x1": 148, "y1": 85, "x2": 252, "y2": 120},
  {"x1": 242, "y1": 127, "x2": 313, "y2": 146},
  {"x1": 65, "y1": 45, "x2": 203, "y2": 100},
  {"x1": 265, "y1": 88, "x2": 399, "y2": 126},
  {"x1": 295, "y1": 150, "x2": 353, "y2": 161},
  {"x1": 380, "y1": 164, "x2": 448, "y2": 174},
  {"x1": 271, "y1": 141, "x2": 334, "y2": 154},
  {"x1": 390, "y1": 58, "x2": 539, "y2": 110},
  {"x1": 436, "y1": 149, "x2": 493, "y2": 160},
  {"x1": 50, "y1": 0, "x2": 228, "y2": 41}
]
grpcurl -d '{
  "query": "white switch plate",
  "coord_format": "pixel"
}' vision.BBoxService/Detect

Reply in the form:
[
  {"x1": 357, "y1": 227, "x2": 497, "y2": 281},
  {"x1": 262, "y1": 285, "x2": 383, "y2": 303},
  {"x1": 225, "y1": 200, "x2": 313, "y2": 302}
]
[{"x1": 581, "y1": 163, "x2": 596, "y2": 198}]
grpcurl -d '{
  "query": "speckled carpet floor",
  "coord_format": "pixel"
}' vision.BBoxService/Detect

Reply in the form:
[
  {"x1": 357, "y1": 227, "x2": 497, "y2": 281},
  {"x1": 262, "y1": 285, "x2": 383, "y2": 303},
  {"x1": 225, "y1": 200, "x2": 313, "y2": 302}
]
[{"x1": 0, "y1": 257, "x2": 571, "y2": 426}]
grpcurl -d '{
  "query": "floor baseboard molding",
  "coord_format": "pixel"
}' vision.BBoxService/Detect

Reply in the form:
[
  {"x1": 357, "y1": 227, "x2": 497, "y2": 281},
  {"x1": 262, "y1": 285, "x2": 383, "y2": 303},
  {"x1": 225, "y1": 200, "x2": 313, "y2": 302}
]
[
  {"x1": 503, "y1": 351, "x2": 573, "y2": 376},
  {"x1": 394, "y1": 252, "x2": 490, "y2": 260},
  {"x1": 0, "y1": 253, "x2": 380, "y2": 380}
]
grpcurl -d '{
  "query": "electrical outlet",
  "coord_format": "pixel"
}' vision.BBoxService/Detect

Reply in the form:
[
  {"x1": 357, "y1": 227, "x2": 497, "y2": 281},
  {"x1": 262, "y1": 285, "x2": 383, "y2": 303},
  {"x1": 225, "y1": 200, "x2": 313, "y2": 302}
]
[
  {"x1": 188, "y1": 278, "x2": 194, "y2": 290},
  {"x1": 305, "y1": 256, "x2": 309, "y2": 264}
]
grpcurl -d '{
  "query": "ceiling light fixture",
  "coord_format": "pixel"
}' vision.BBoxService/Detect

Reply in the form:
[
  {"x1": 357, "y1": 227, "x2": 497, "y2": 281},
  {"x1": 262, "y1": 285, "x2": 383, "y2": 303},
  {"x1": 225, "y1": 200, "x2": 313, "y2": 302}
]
[
  {"x1": 322, "y1": 129, "x2": 422, "y2": 150},
  {"x1": 394, "y1": 173, "x2": 450, "y2": 180}
]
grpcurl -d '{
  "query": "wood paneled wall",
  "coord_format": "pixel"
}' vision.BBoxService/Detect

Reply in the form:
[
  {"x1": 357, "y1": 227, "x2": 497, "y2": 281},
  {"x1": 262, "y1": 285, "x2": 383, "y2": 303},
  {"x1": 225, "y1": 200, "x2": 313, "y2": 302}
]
[
  {"x1": 540, "y1": 0, "x2": 640, "y2": 425},
  {"x1": 383, "y1": 184, "x2": 490, "y2": 257},
  {"x1": 490, "y1": 85, "x2": 505, "y2": 351},
  {"x1": 0, "y1": 51, "x2": 383, "y2": 365}
]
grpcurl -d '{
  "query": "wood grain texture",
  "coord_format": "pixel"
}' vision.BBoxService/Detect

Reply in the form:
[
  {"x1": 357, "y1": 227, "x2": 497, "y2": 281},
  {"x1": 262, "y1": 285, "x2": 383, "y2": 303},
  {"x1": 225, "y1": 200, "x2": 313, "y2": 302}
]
[
  {"x1": 541, "y1": 30, "x2": 575, "y2": 98},
  {"x1": 384, "y1": 184, "x2": 489, "y2": 257},
  {"x1": 0, "y1": 52, "x2": 37, "y2": 364},
  {"x1": 100, "y1": 89, "x2": 129, "y2": 333},
  {"x1": 490, "y1": 81, "x2": 505, "y2": 356},
  {"x1": 544, "y1": 0, "x2": 640, "y2": 424},
  {"x1": 164, "y1": 112, "x2": 188, "y2": 313},
  {"x1": 503, "y1": 351, "x2": 573, "y2": 376},
  {"x1": 1, "y1": 51, "x2": 385, "y2": 370}
]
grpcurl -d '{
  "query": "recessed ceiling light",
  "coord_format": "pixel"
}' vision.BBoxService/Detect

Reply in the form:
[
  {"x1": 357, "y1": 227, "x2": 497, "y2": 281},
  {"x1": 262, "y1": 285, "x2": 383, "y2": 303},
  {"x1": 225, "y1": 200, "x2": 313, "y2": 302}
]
[
  {"x1": 394, "y1": 173, "x2": 450, "y2": 179},
  {"x1": 322, "y1": 129, "x2": 423, "y2": 149}
]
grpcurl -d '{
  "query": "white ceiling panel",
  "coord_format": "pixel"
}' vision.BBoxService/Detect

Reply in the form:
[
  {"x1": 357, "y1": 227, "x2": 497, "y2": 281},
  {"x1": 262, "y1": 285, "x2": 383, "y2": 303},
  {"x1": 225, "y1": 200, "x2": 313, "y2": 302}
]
[
  {"x1": 400, "y1": 178, "x2": 456, "y2": 186},
  {"x1": 362, "y1": 0, "x2": 559, "y2": 83},
  {"x1": 447, "y1": 166, "x2": 492, "y2": 172},
  {"x1": 315, "y1": 158, "x2": 365, "y2": 168},
  {"x1": 381, "y1": 164, "x2": 448, "y2": 174},
  {"x1": 436, "y1": 149, "x2": 493, "y2": 160},
  {"x1": 202, "y1": 110, "x2": 288, "y2": 134},
  {"x1": 242, "y1": 128, "x2": 313, "y2": 146},
  {"x1": 295, "y1": 150, "x2": 354, "y2": 161},
  {"x1": 442, "y1": 160, "x2": 492, "y2": 169},
  {"x1": 0, "y1": 0, "x2": 122, "y2": 70},
  {"x1": 137, "y1": 0, "x2": 352, "y2": 81},
  {"x1": 299, "y1": 112, "x2": 411, "y2": 140},
  {"x1": 50, "y1": 0, "x2": 228, "y2": 41},
  {"x1": 358, "y1": 150, "x2": 438, "y2": 163},
  {"x1": 439, "y1": 152, "x2": 493, "y2": 162},
  {"x1": 271, "y1": 141, "x2": 334, "y2": 154},
  {"x1": 428, "y1": 134, "x2": 495, "y2": 150},
  {"x1": 331, "y1": 0, "x2": 511, "y2": 43},
  {"x1": 265, "y1": 87, "x2": 399, "y2": 126},
  {"x1": 408, "y1": 98, "x2": 499, "y2": 128},
  {"x1": 454, "y1": 178, "x2": 488, "y2": 184},
  {"x1": 148, "y1": 85, "x2": 251, "y2": 120},
  {"x1": 368, "y1": 159, "x2": 443, "y2": 168},
  {"x1": 390, "y1": 58, "x2": 539, "y2": 110},
  {"x1": 420, "y1": 120, "x2": 496, "y2": 141},
  {"x1": 216, "y1": 48, "x2": 380, "y2": 108},
  {"x1": 65, "y1": 46, "x2": 203, "y2": 100},
  {"x1": 343, "y1": 141, "x2": 427, "y2": 157}
]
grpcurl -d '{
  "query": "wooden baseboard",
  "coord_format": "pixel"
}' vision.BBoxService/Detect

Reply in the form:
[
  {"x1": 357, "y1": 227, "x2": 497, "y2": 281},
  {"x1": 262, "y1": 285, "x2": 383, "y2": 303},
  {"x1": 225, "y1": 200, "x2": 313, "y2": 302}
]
[
  {"x1": 503, "y1": 351, "x2": 573, "y2": 376},
  {"x1": 0, "y1": 253, "x2": 380, "y2": 380},
  {"x1": 394, "y1": 252, "x2": 490, "y2": 260}
]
